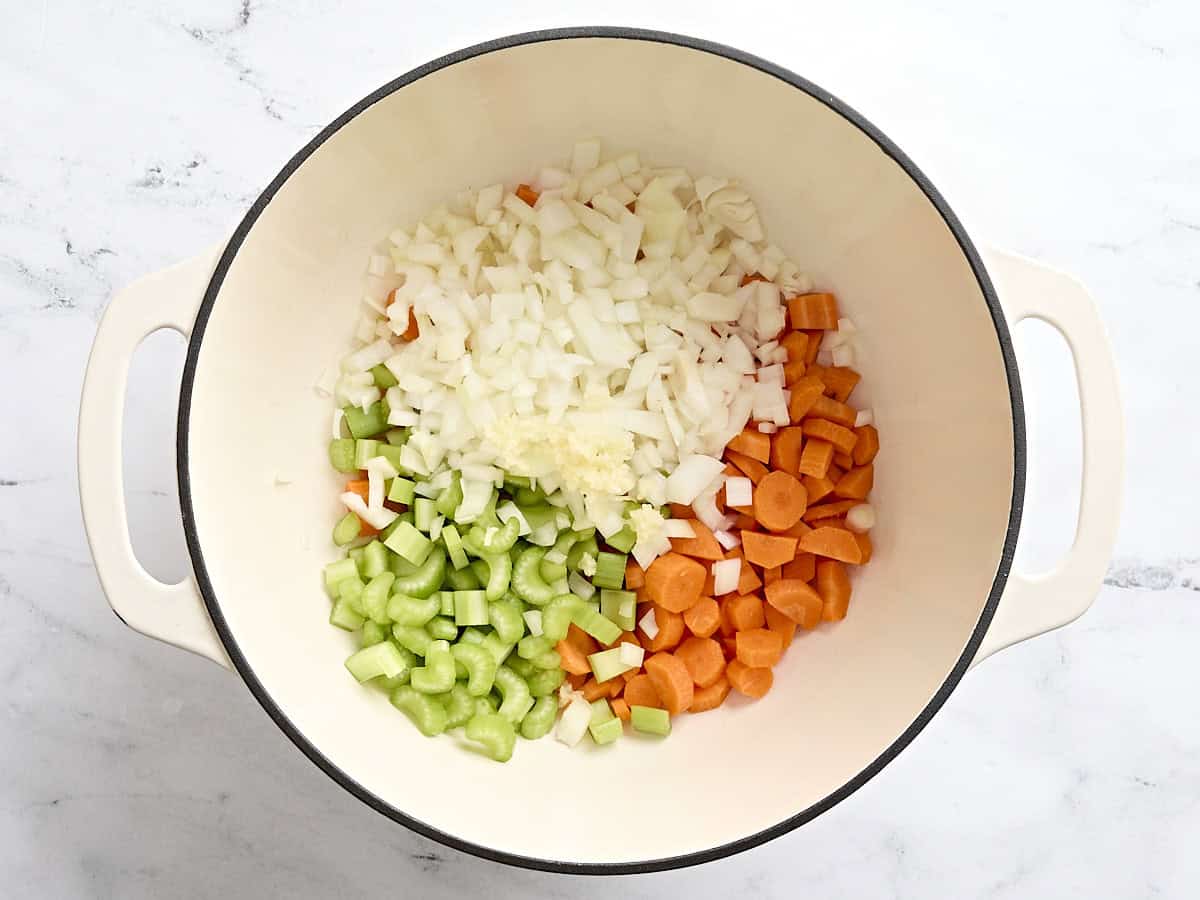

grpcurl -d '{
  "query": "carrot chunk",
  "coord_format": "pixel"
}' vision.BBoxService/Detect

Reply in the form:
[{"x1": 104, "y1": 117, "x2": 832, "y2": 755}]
[
  {"x1": 727, "y1": 428, "x2": 771, "y2": 463},
  {"x1": 787, "y1": 292, "x2": 839, "y2": 330},
  {"x1": 741, "y1": 531, "x2": 799, "y2": 568},
  {"x1": 764, "y1": 578, "x2": 823, "y2": 629},
  {"x1": 780, "y1": 331, "x2": 810, "y2": 383},
  {"x1": 797, "y1": 526, "x2": 864, "y2": 564},
  {"x1": 817, "y1": 560, "x2": 852, "y2": 621},
  {"x1": 798, "y1": 439, "x2": 834, "y2": 479},
  {"x1": 642, "y1": 605, "x2": 685, "y2": 652},
  {"x1": 834, "y1": 464, "x2": 874, "y2": 500},
  {"x1": 623, "y1": 673, "x2": 663, "y2": 709},
  {"x1": 610, "y1": 698, "x2": 631, "y2": 722},
  {"x1": 688, "y1": 675, "x2": 731, "y2": 712},
  {"x1": 735, "y1": 628, "x2": 785, "y2": 668},
  {"x1": 624, "y1": 559, "x2": 646, "y2": 590},
  {"x1": 770, "y1": 426, "x2": 804, "y2": 475},
  {"x1": 802, "y1": 418, "x2": 858, "y2": 455},
  {"x1": 669, "y1": 520, "x2": 724, "y2": 561},
  {"x1": 802, "y1": 471, "x2": 836, "y2": 502},
  {"x1": 853, "y1": 424, "x2": 880, "y2": 466},
  {"x1": 675, "y1": 637, "x2": 727, "y2": 688},
  {"x1": 515, "y1": 183, "x2": 540, "y2": 206},
  {"x1": 726, "y1": 659, "x2": 774, "y2": 699},
  {"x1": 811, "y1": 395, "x2": 857, "y2": 428},
  {"x1": 853, "y1": 531, "x2": 873, "y2": 564},
  {"x1": 556, "y1": 639, "x2": 592, "y2": 676},
  {"x1": 753, "y1": 470, "x2": 808, "y2": 532},
  {"x1": 764, "y1": 602, "x2": 798, "y2": 648},
  {"x1": 726, "y1": 450, "x2": 769, "y2": 484},
  {"x1": 724, "y1": 592, "x2": 766, "y2": 631},
  {"x1": 803, "y1": 499, "x2": 860, "y2": 523},
  {"x1": 782, "y1": 552, "x2": 816, "y2": 583},
  {"x1": 644, "y1": 552, "x2": 707, "y2": 613},
  {"x1": 345, "y1": 479, "x2": 370, "y2": 500},
  {"x1": 644, "y1": 652, "x2": 695, "y2": 714},
  {"x1": 682, "y1": 597, "x2": 720, "y2": 638},
  {"x1": 787, "y1": 375, "x2": 825, "y2": 423}
]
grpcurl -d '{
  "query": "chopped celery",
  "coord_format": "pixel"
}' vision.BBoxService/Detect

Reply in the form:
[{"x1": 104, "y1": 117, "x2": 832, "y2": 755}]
[
  {"x1": 426, "y1": 616, "x2": 458, "y2": 641},
  {"x1": 343, "y1": 401, "x2": 389, "y2": 438},
  {"x1": 504, "y1": 474, "x2": 531, "y2": 489},
  {"x1": 600, "y1": 589, "x2": 638, "y2": 632},
  {"x1": 375, "y1": 443, "x2": 405, "y2": 472},
  {"x1": 572, "y1": 606, "x2": 622, "y2": 646},
  {"x1": 518, "y1": 505, "x2": 557, "y2": 530},
  {"x1": 590, "y1": 698, "x2": 615, "y2": 725},
  {"x1": 630, "y1": 705, "x2": 671, "y2": 736},
  {"x1": 567, "y1": 534, "x2": 599, "y2": 570},
  {"x1": 480, "y1": 552, "x2": 513, "y2": 602},
  {"x1": 469, "y1": 558, "x2": 490, "y2": 586},
  {"x1": 345, "y1": 642, "x2": 408, "y2": 682},
  {"x1": 411, "y1": 640, "x2": 455, "y2": 693},
  {"x1": 389, "y1": 685, "x2": 447, "y2": 736},
  {"x1": 384, "y1": 521, "x2": 433, "y2": 565},
  {"x1": 361, "y1": 572, "x2": 395, "y2": 625},
  {"x1": 413, "y1": 498, "x2": 436, "y2": 532},
  {"x1": 541, "y1": 594, "x2": 582, "y2": 642},
  {"x1": 505, "y1": 655, "x2": 535, "y2": 679},
  {"x1": 519, "y1": 696, "x2": 557, "y2": 740},
  {"x1": 388, "y1": 551, "x2": 418, "y2": 577},
  {"x1": 441, "y1": 524, "x2": 469, "y2": 570},
  {"x1": 458, "y1": 627, "x2": 487, "y2": 646},
  {"x1": 530, "y1": 650, "x2": 561, "y2": 670},
  {"x1": 387, "y1": 592, "x2": 439, "y2": 626},
  {"x1": 387, "y1": 477, "x2": 416, "y2": 505},
  {"x1": 360, "y1": 620, "x2": 387, "y2": 647},
  {"x1": 493, "y1": 666, "x2": 535, "y2": 725},
  {"x1": 488, "y1": 599, "x2": 525, "y2": 644},
  {"x1": 332, "y1": 512, "x2": 362, "y2": 546},
  {"x1": 605, "y1": 526, "x2": 637, "y2": 553},
  {"x1": 329, "y1": 438, "x2": 357, "y2": 473},
  {"x1": 479, "y1": 633, "x2": 515, "y2": 666},
  {"x1": 444, "y1": 565, "x2": 480, "y2": 591},
  {"x1": 353, "y1": 438, "x2": 380, "y2": 470},
  {"x1": 435, "y1": 473, "x2": 463, "y2": 518},
  {"x1": 514, "y1": 486, "x2": 544, "y2": 506},
  {"x1": 526, "y1": 667, "x2": 565, "y2": 698},
  {"x1": 512, "y1": 546, "x2": 556, "y2": 606},
  {"x1": 590, "y1": 716, "x2": 623, "y2": 745},
  {"x1": 592, "y1": 551, "x2": 628, "y2": 589},
  {"x1": 391, "y1": 546, "x2": 446, "y2": 599},
  {"x1": 587, "y1": 647, "x2": 633, "y2": 683},
  {"x1": 391, "y1": 623, "x2": 433, "y2": 656},
  {"x1": 360, "y1": 540, "x2": 388, "y2": 578},
  {"x1": 464, "y1": 712, "x2": 516, "y2": 762},
  {"x1": 337, "y1": 577, "x2": 365, "y2": 616},
  {"x1": 450, "y1": 642, "x2": 498, "y2": 696},
  {"x1": 329, "y1": 599, "x2": 365, "y2": 631},
  {"x1": 323, "y1": 558, "x2": 359, "y2": 592},
  {"x1": 453, "y1": 590, "x2": 489, "y2": 627},
  {"x1": 539, "y1": 559, "x2": 568, "y2": 583},
  {"x1": 370, "y1": 363, "x2": 398, "y2": 389},
  {"x1": 385, "y1": 427, "x2": 409, "y2": 446},
  {"x1": 381, "y1": 644, "x2": 417, "y2": 686},
  {"x1": 438, "y1": 591, "x2": 455, "y2": 617},
  {"x1": 442, "y1": 683, "x2": 475, "y2": 729},
  {"x1": 518, "y1": 635, "x2": 554, "y2": 660}
]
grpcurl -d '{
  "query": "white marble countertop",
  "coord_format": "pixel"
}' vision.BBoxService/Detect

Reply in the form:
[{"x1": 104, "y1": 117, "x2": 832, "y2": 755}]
[{"x1": 3, "y1": 0, "x2": 1197, "y2": 896}]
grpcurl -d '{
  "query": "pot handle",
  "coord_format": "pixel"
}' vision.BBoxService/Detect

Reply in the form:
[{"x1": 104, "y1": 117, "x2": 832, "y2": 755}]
[
  {"x1": 971, "y1": 249, "x2": 1124, "y2": 667},
  {"x1": 78, "y1": 248, "x2": 232, "y2": 670}
]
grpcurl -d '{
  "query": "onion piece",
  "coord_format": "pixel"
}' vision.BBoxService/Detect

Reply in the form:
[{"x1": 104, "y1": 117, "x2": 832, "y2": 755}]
[{"x1": 711, "y1": 558, "x2": 741, "y2": 596}]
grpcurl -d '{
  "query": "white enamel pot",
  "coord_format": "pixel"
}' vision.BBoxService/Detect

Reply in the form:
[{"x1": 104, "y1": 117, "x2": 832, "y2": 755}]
[{"x1": 78, "y1": 28, "x2": 1124, "y2": 873}]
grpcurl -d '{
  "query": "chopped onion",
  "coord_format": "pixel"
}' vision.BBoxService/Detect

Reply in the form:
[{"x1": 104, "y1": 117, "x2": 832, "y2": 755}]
[
  {"x1": 724, "y1": 476, "x2": 753, "y2": 508},
  {"x1": 331, "y1": 408, "x2": 345, "y2": 439},
  {"x1": 555, "y1": 695, "x2": 593, "y2": 747},
  {"x1": 523, "y1": 610, "x2": 544, "y2": 637},
  {"x1": 855, "y1": 408, "x2": 874, "y2": 428},
  {"x1": 339, "y1": 492, "x2": 398, "y2": 530},
  {"x1": 662, "y1": 518, "x2": 696, "y2": 539},
  {"x1": 618, "y1": 642, "x2": 645, "y2": 668},
  {"x1": 568, "y1": 570, "x2": 596, "y2": 600},
  {"x1": 638, "y1": 607, "x2": 659, "y2": 640},
  {"x1": 665, "y1": 454, "x2": 725, "y2": 504},
  {"x1": 711, "y1": 558, "x2": 740, "y2": 595},
  {"x1": 846, "y1": 503, "x2": 876, "y2": 533},
  {"x1": 714, "y1": 529, "x2": 740, "y2": 551},
  {"x1": 757, "y1": 422, "x2": 778, "y2": 434}
]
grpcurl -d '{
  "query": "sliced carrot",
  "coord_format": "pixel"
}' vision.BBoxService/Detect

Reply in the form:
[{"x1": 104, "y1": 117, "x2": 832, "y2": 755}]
[
  {"x1": 556, "y1": 639, "x2": 592, "y2": 676},
  {"x1": 668, "y1": 503, "x2": 696, "y2": 519},
  {"x1": 741, "y1": 531, "x2": 798, "y2": 569},
  {"x1": 787, "y1": 292, "x2": 839, "y2": 330},
  {"x1": 803, "y1": 329, "x2": 823, "y2": 366},
  {"x1": 682, "y1": 596, "x2": 720, "y2": 638},
  {"x1": 817, "y1": 560, "x2": 852, "y2": 621},
  {"x1": 644, "y1": 652, "x2": 695, "y2": 714},
  {"x1": 764, "y1": 579, "x2": 823, "y2": 629},
  {"x1": 721, "y1": 636, "x2": 739, "y2": 660},
  {"x1": 610, "y1": 698, "x2": 631, "y2": 722},
  {"x1": 717, "y1": 598, "x2": 737, "y2": 638},
  {"x1": 736, "y1": 628, "x2": 785, "y2": 668},
  {"x1": 616, "y1": 630, "x2": 642, "y2": 649},
  {"x1": 853, "y1": 424, "x2": 880, "y2": 466},
  {"x1": 725, "y1": 450, "x2": 769, "y2": 484},
  {"x1": 803, "y1": 471, "x2": 836, "y2": 502},
  {"x1": 688, "y1": 675, "x2": 731, "y2": 712},
  {"x1": 726, "y1": 659, "x2": 774, "y2": 699},
  {"x1": 733, "y1": 513, "x2": 759, "y2": 532},
  {"x1": 827, "y1": 463, "x2": 846, "y2": 484},
  {"x1": 803, "y1": 499, "x2": 860, "y2": 523},
  {"x1": 728, "y1": 503, "x2": 754, "y2": 517},
  {"x1": 763, "y1": 565, "x2": 782, "y2": 586},
  {"x1": 782, "y1": 552, "x2": 816, "y2": 583},
  {"x1": 740, "y1": 272, "x2": 769, "y2": 286},
  {"x1": 623, "y1": 673, "x2": 663, "y2": 709},
  {"x1": 834, "y1": 451, "x2": 855, "y2": 470},
  {"x1": 733, "y1": 552, "x2": 763, "y2": 594},
  {"x1": 753, "y1": 470, "x2": 808, "y2": 532},
  {"x1": 818, "y1": 365, "x2": 861, "y2": 402},
  {"x1": 727, "y1": 428, "x2": 771, "y2": 463},
  {"x1": 781, "y1": 518, "x2": 813, "y2": 539},
  {"x1": 764, "y1": 602, "x2": 798, "y2": 648},
  {"x1": 643, "y1": 552, "x2": 707, "y2": 613},
  {"x1": 802, "y1": 418, "x2": 858, "y2": 455},
  {"x1": 515, "y1": 183, "x2": 540, "y2": 206},
  {"x1": 564, "y1": 623, "x2": 599, "y2": 655},
  {"x1": 780, "y1": 331, "x2": 810, "y2": 384},
  {"x1": 669, "y1": 520, "x2": 724, "y2": 561},
  {"x1": 675, "y1": 636, "x2": 727, "y2": 688},
  {"x1": 566, "y1": 672, "x2": 588, "y2": 690},
  {"x1": 834, "y1": 464, "x2": 874, "y2": 501},
  {"x1": 621, "y1": 668, "x2": 640, "y2": 683},
  {"x1": 853, "y1": 531, "x2": 873, "y2": 564},
  {"x1": 770, "y1": 426, "x2": 804, "y2": 475},
  {"x1": 798, "y1": 439, "x2": 834, "y2": 479},
  {"x1": 724, "y1": 592, "x2": 766, "y2": 631},
  {"x1": 811, "y1": 395, "x2": 857, "y2": 428},
  {"x1": 786, "y1": 375, "x2": 825, "y2": 423},
  {"x1": 345, "y1": 480, "x2": 370, "y2": 501},
  {"x1": 797, "y1": 526, "x2": 864, "y2": 564},
  {"x1": 624, "y1": 559, "x2": 646, "y2": 590},
  {"x1": 582, "y1": 677, "x2": 618, "y2": 701},
  {"x1": 643, "y1": 605, "x2": 685, "y2": 652}
]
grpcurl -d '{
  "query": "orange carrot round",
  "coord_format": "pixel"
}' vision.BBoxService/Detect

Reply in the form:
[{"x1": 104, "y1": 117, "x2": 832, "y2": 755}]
[
  {"x1": 764, "y1": 579, "x2": 823, "y2": 629},
  {"x1": 610, "y1": 698, "x2": 631, "y2": 722},
  {"x1": 817, "y1": 560, "x2": 852, "y2": 622},
  {"x1": 643, "y1": 552, "x2": 707, "y2": 613},
  {"x1": 724, "y1": 593, "x2": 766, "y2": 632},
  {"x1": 682, "y1": 596, "x2": 720, "y2": 638},
  {"x1": 726, "y1": 659, "x2": 774, "y2": 699},
  {"x1": 642, "y1": 605, "x2": 685, "y2": 652},
  {"x1": 753, "y1": 470, "x2": 808, "y2": 532},
  {"x1": 688, "y1": 675, "x2": 731, "y2": 713},
  {"x1": 770, "y1": 426, "x2": 805, "y2": 475},
  {"x1": 741, "y1": 531, "x2": 799, "y2": 569},
  {"x1": 623, "y1": 674, "x2": 663, "y2": 709},
  {"x1": 644, "y1": 652, "x2": 695, "y2": 714},
  {"x1": 674, "y1": 637, "x2": 727, "y2": 688},
  {"x1": 764, "y1": 602, "x2": 798, "y2": 648},
  {"x1": 735, "y1": 628, "x2": 785, "y2": 668}
]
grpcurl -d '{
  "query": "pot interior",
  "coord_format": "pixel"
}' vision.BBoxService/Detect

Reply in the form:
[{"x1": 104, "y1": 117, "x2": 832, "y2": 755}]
[{"x1": 183, "y1": 33, "x2": 1017, "y2": 867}]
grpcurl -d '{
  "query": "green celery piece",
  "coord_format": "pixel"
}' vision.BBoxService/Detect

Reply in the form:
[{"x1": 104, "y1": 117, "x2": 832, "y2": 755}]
[
  {"x1": 572, "y1": 606, "x2": 621, "y2": 646},
  {"x1": 384, "y1": 521, "x2": 433, "y2": 565},
  {"x1": 344, "y1": 642, "x2": 408, "y2": 682},
  {"x1": 589, "y1": 716, "x2": 623, "y2": 745},
  {"x1": 333, "y1": 512, "x2": 361, "y2": 547},
  {"x1": 389, "y1": 685, "x2": 447, "y2": 736},
  {"x1": 600, "y1": 589, "x2": 637, "y2": 632},
  {"x1": 328, "y1": 438, "x2": 357, "y2": 473},
  {"x1": 630, "y1": 705, "x2": 671, "y2": 736},
  {"x1": 329, "y1": 599, "x2": 365, "y2": 631},
  {"x1": 592, "y1": 551, "x2": 627, "y2": 589},
  {"x1": 587, "y1": 647, "x2": 632, "y2": 683},
  {"x1": 343, "y1": 401, "x2": 389, "y2": 439},
  {"x1": 354, "y1": 439, "x2": 380, "y2": 469},
  {"x1": 453, "y1": 590, "x2": 489, "y2": 627},
  {"x1": 441, "y1": 524, "x2": 469, "y2": 570},
  {"x1": 370, "y1": 363, "x2": 398, "y2": 389},
  {"x1": 464, "y1": 712, "x2": 516, "y2": 762},
  {"x1": 519, "y1": 696, "x2": 557, "y2": 740}
]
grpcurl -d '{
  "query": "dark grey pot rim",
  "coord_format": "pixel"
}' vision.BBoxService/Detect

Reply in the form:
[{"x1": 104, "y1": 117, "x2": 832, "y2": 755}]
[{"x1": 177, "y1": 26, "x2": 1025, "y2": 876}]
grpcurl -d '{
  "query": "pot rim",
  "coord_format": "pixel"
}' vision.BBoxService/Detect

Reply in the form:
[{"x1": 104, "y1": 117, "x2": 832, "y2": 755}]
[{"x1": 176, "y1": 25, "x2": 1026, "y2": 875}]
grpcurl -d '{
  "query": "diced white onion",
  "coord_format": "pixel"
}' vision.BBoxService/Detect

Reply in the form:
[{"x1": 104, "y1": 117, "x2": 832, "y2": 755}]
[
  {"x1": 666, "y1": 454, "x2": 725, "y2": 504},
  {"x1": 855, "y1": 408, "x2": 874, "y2": 427},
  {"x1": 555, "y1": 695, "x2": 593, "y2": 747},
  {"x1": 714, "y1": 529, "x2": 740, "y2": 550},
  {"x1": 846, "y1": 503, "x2": 876, "y2": 533},
  {"x1": 618, "y1": 643, "x2": 645, "y2": 668},
  {"x1": 712, "y1": 558, "x2": 740, "y2": 595},
  {"x1": 638, "y1": 607, "x2": 659, "y2": 640},
  {"x1": 339, "y1": 492, "x2": 398, "y2": 530},
  {"x1": 331, "y1": 408, "x2": 345, "y2": 439},
  {"x1": 663, "y1": 518, "x2": 696, "y2": 539},
  {"x1": 523, "y1": 610, "x2": 544, "y2": 637},
  {"x1": 568, "y1": 570, "x2": 596, "y2": 600},
  {"x1": 724, "y1": 476, "x2": 753, "y2": 508}
]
